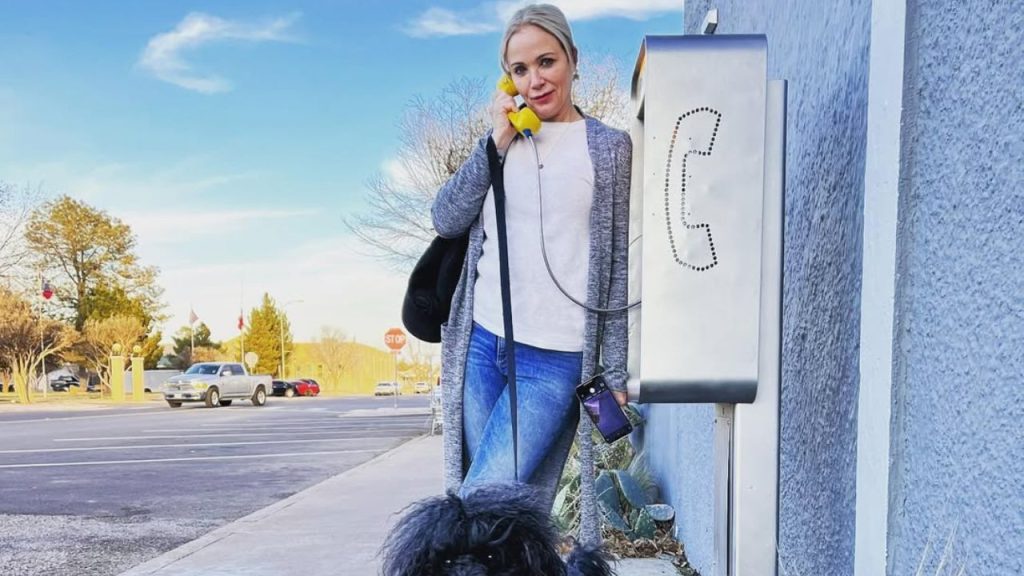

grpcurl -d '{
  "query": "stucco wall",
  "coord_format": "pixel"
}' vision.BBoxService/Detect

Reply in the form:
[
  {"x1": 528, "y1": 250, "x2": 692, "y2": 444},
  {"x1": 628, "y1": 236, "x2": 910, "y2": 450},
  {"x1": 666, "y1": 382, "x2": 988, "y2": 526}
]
[
  {"x1": 641, "y1": 404, "x2": 716, "y2": 570},
  {"x1": 655, "y1": 3, "x2": 871, "y2": 574},
  {"x1": 888, "y1": 2, "x2": 1024, "y2": 575}
]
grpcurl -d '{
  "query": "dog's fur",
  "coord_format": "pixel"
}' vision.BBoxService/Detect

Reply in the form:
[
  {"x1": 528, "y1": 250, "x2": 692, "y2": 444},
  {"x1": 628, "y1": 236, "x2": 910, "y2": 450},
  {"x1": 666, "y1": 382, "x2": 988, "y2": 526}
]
[{"x1": 381, "y1": 483, "x2": 614, "y2": 576}]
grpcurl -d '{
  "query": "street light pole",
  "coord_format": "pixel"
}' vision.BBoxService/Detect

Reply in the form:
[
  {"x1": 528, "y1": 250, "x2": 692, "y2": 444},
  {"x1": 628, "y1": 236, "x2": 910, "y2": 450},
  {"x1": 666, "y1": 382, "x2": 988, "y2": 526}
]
[{"x1": 280, "y1": 300, "x2": 303, "y2": 380}]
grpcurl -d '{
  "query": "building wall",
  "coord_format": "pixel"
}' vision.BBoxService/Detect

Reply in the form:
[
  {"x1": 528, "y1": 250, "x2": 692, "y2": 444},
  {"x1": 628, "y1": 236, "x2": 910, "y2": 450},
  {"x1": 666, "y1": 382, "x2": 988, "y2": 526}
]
[
  {"x1": 641, "y1": 403, "x2": 716, "y2": 570},
  {"x1": 642, "y1": 3, "x2": 871, "y2": 574},
  {"x1": 887, "y1": 3, "x2": 1024, "y2": 574}
]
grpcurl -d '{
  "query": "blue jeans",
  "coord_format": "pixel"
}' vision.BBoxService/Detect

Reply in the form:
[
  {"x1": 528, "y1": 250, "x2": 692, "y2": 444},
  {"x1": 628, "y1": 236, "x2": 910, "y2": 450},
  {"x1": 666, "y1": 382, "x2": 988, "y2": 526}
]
[{"x1": 462, "y1": 322, "x2": 582, "y2": 492}]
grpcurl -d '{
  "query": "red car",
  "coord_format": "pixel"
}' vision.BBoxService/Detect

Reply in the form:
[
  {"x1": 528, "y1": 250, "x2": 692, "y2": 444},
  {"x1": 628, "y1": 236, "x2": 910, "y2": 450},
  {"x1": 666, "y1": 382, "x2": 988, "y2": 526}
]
[{"x1": 292, "y1": 379, "x2": 320, "y2": 397}]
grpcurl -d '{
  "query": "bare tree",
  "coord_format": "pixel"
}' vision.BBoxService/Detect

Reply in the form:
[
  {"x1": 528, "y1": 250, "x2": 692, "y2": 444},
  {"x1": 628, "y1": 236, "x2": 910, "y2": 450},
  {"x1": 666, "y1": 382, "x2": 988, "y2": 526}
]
[
  {"x1": 0, "y1": 182, "x2": 40, "y2": 285},
  {"x1": 346, "y1": 58, "x2": 630, "y2": 270},
  {"x1": 311, "y1": 326, "x2": 357, "y2": 394},
  {"x1": 346, "y1": 77, "x2": 490, "y2": 271},
  {"x1": 404, "y1": 338, "x2": 440, "y2": 384},
  {"x1": 572, "y1": 55, "x2": 631, "y2": 130}
]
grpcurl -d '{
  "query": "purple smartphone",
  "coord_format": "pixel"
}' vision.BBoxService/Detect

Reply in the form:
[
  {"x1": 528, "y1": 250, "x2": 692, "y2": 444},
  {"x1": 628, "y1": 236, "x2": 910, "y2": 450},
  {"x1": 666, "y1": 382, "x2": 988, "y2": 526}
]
[{"x1": 575, "y1": 374, "x2": 632, "y2": 443}]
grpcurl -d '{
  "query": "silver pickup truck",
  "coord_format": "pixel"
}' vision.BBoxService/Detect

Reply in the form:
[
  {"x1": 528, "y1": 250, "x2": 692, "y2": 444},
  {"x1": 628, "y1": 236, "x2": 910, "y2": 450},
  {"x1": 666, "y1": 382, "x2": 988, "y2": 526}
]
[{"x1": 162, "y1": 362, "x2": 271, "y2": 408}]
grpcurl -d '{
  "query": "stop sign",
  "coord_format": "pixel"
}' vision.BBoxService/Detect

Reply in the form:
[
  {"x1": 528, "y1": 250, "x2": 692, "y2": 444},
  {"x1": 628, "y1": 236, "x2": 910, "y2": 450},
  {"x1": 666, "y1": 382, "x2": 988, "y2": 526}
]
[{"x1": 384, "y1": 327, "x2": 407, "y2": 351}]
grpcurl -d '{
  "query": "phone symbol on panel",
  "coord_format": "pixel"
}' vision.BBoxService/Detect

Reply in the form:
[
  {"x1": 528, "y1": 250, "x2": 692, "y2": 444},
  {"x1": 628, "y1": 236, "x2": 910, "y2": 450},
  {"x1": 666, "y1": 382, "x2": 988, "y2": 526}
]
[{"x1": 664, "y1": 107, "x2": 722, "y2": 272}]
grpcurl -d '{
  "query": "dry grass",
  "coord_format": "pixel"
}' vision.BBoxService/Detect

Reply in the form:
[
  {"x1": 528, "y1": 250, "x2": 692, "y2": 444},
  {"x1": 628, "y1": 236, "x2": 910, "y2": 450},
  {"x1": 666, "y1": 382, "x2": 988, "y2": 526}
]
[{"x1": 603, "y1": 527, "x2": 701, "y2": 575}]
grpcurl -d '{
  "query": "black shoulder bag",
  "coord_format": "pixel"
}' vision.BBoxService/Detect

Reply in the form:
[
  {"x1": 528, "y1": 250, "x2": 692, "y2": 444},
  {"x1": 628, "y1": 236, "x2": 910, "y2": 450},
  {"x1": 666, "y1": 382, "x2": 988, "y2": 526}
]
[{"x1": 401, "y1": 233, "x2": 468, "y2": 343}]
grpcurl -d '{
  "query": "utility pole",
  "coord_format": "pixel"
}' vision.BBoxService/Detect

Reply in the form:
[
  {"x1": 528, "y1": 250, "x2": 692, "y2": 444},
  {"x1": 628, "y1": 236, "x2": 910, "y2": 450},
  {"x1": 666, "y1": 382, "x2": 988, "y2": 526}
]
[{"x1": 280, "y1": 300, "x2": 303, "y2": 379}]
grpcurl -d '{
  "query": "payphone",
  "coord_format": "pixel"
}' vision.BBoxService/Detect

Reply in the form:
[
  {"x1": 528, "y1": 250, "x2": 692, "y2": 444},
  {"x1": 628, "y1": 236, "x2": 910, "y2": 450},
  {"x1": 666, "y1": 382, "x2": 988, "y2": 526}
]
[{"x1": 626, "y1": 32, "x2": 786, "y2": 576}]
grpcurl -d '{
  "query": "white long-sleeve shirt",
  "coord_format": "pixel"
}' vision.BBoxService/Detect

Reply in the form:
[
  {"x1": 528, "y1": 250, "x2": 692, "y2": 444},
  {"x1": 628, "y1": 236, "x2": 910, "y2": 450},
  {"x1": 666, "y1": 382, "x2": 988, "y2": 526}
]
[{"x1": 473, "y1": 119, "x2": 593, "y2": 352}]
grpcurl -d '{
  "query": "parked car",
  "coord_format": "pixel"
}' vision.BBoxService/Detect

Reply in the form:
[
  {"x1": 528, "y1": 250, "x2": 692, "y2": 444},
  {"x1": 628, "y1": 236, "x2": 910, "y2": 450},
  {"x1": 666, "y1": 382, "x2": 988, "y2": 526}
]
[
  {"x1": 50, "y1": 373, "x2": 101, "y2": 393},
  {"x1": 374, "y1": 381, "x2": 400, "y2": 396},
  {"x1": 272, "y1": 380, "x2": 296, "y2": 397},
  {"x1": 162, "y1": 362, "x2": 271, "y2": 408},
  {"x1": 293, "y1": 379, "x2": 320, "y2": 397},
  {"x1": 413, "y1": 381, "x2": 431, "y2": 394},
  {"x1": 50, "y1": 374, "x2": 80, "y2": 392}
]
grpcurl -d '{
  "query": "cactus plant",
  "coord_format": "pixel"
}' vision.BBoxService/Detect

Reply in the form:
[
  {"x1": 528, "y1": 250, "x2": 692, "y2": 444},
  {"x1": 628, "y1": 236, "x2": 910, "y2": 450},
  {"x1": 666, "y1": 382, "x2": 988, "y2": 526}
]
[{"x1": 553, "y1": 404, "x2": 677, "y2": 547}]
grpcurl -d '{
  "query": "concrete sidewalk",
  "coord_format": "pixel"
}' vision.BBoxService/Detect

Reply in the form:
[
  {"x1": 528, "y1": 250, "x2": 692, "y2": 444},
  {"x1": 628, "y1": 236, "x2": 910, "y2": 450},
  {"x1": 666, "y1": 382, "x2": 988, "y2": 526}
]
[{"x1": 119, "y1": 433, "x2": 677, "y2": 576}]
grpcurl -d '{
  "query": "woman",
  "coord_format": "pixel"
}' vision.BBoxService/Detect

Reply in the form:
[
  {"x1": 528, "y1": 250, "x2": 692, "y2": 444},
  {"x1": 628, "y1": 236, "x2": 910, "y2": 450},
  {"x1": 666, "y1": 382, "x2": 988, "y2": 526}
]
[{"x1": 432, "y1": 3, "x2": 631, "y2": 545}]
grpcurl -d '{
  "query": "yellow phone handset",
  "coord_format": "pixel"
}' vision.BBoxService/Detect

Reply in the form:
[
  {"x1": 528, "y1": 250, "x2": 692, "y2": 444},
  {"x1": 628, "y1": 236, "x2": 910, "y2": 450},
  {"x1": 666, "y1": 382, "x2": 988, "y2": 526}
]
[{"x1": 497, "y1": 75, "x2": 541, "y2": 137}]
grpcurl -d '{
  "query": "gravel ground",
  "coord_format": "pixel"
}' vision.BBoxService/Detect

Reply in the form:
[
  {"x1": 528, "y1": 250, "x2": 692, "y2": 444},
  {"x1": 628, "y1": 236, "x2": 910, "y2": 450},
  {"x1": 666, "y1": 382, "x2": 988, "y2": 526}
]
[{"x1": 0, "y1": 513, "x2": 216, "y2": 576}]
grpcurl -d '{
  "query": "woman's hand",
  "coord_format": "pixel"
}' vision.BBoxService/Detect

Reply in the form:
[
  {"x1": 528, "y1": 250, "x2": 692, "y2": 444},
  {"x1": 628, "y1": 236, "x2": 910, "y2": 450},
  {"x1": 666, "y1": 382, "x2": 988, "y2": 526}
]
[
  {"x1": 613, "y1": 390, "x2": 628, "y2": 407},
  {"x1": 489, "y1": 89, "x2": 518, "y2": 151}
]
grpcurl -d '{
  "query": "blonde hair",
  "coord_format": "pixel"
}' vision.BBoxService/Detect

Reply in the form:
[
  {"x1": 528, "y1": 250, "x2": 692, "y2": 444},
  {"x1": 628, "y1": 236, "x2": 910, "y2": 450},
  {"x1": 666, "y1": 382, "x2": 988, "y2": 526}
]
[{"x1": 499, "y1": 3, "x2": 578, "y2": 74}]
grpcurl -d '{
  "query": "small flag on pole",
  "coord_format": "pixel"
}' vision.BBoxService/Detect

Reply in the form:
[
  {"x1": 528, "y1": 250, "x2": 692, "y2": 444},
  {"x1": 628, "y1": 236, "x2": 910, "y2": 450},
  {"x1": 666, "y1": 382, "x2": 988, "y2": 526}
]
[
  {"x1": 189, "y1": 308, "x2": 199, "y2": 325},
  {"x1": 238, "y1": 311, "x2": 245, "y2": 331}
]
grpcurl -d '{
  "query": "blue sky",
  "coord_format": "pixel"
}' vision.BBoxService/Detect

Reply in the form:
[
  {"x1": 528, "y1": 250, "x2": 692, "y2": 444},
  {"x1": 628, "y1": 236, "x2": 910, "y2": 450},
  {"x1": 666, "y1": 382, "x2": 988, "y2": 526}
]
[{"x1": 0, "y1": 1, "x2": 683, "y2": 349}]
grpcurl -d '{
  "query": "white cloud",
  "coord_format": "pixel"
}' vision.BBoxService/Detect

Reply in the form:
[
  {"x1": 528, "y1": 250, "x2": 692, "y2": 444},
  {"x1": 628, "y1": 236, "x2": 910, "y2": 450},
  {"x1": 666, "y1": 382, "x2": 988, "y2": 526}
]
[
  {"x1": 118, "y1": 208, "x2": 316, "y2": 245},
  {"x1": 6, "y1": 158, "x2": 261, "y2": 207},
  {"x1": 497, "y1": 0, "x2": 681, "y2": 22},
  {"x1": 403, "y1": 0, "x2": 679, "y2": 38},
  {"x1": 160, "y1": 234, "x2": 413, "y2": 350},
  {"x1": 403, "y1": 7, "x2": 500, "y2": 38},
  {"x1": 138, "y1": 12, "x2": 301, "y2": 93}
]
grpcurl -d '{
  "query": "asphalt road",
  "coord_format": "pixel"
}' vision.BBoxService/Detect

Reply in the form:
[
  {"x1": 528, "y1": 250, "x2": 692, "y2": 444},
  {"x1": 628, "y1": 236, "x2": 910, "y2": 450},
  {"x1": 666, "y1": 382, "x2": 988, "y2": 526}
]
[{"x1": 0, "y1": 394, "x2": 433, "y2": 576}]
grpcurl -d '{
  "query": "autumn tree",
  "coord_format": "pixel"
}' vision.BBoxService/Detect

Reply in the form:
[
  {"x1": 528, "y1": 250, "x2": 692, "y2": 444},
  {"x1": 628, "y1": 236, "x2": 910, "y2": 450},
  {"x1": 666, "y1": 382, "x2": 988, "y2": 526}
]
[
  {"x1": 74, "y1": 315, "x2": 146, "y2": 393},
  {"x1": 311, "y1": 326, "x2": 356, "y2": 393},
  {"x1": 81, "y1": 282, "x2": 164, "y2": 368},
  {"x1": 0, "y1": 288, "x2": 76, "y2": 403},
  {"x1": 346, "y1": 58, "x2": 629, "y2": 270},
  {"x1": 243, "y1": 293, "x2": 292, "y2": 377},
  {"x1": 24, "y1": 196, "x2": 164, "y2": 331}
]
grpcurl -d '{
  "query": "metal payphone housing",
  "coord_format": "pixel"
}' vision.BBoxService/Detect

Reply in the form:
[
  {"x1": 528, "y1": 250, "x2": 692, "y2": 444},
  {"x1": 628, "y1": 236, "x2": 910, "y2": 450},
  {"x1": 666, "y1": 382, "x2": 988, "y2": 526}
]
[
  {"x1": 626, "y1": 33, "x2": 786, "y2": 576},
  {"x1": 627, "y1": 35, "x2": 769, "y2": 404}
]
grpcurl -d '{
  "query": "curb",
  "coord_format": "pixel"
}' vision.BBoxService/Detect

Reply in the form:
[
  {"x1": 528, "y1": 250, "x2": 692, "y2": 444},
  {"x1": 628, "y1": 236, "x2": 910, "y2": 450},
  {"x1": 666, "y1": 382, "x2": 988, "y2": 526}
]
[
  {"x1": 118, "y1": 433, "x2": 431, "y2": 576},
  {"x1": 615, "y1": 558, "x2": 683, "y2": 575}
]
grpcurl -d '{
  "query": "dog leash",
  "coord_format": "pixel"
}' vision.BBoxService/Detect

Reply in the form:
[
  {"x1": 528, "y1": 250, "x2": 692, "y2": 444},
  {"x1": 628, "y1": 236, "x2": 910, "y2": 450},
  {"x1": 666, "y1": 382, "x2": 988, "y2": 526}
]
[{"x1": 486, "y1": 137, "x2": 519, "y2": 482}]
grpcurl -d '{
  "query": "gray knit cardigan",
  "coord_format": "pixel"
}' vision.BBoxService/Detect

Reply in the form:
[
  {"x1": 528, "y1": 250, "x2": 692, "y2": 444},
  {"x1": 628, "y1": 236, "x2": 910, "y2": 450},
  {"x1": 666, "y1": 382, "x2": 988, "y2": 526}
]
[{"x1": 432, "y1": 115, "x2": 632, "y2": 546}]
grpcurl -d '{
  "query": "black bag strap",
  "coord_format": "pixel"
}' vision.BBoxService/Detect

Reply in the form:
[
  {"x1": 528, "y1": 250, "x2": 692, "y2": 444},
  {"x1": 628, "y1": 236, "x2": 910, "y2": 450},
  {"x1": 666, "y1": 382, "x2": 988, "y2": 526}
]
[{"x1": 486, "y1": 136, "x2": 519, "y2": 482}]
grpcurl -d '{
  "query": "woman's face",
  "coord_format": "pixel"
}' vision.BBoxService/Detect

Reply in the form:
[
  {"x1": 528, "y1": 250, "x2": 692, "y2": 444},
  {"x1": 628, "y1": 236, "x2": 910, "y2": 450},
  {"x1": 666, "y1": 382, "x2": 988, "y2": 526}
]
[{"x1": 505, "y1": 24, "x2": 576, "y2": 123}]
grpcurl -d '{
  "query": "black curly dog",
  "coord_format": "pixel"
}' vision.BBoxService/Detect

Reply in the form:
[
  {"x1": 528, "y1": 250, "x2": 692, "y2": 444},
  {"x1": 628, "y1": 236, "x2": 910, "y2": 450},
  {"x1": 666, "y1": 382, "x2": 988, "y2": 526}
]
[{"x1": 380, "y1": 483, "x2": 614, "y2": 575}]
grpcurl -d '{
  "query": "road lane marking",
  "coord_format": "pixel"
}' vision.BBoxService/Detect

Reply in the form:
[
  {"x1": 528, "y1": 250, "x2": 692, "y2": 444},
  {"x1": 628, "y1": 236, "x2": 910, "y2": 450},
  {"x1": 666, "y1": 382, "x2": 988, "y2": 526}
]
[
  {"x1": 0, "y1": 405, "x2": 433, "y2": 425},
  {"x1": 0, "y1": 449, "x2": 381, "y2": 469},
  {"x1": 198, "y1": 416, "x2": 429, "y2": 427},
  {"x1": 0, "y1": 410, "x2": 179, "y2": 425},
  {"x1": 53, "y1": 429, "x2": 426, "y2": 442},
  {"x1": 149, "y1": 420, "x2": 425, "y2": 428},
  {"x1": 0, "y1": 437, "x2": 399, "y2": 454}
]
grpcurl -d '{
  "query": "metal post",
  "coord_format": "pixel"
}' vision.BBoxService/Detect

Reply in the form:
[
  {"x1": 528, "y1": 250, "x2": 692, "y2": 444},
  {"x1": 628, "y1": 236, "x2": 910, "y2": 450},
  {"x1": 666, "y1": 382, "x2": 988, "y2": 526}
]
[
  {"x1": 392, "y1": 351, "x2": 399, "y2": 409},
  {"x1": 39, "y1": 300, "x2": 46, "y2": 400},
  {"x1": 713, "y1": 403, "x2": 734, "y2": 576}
]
